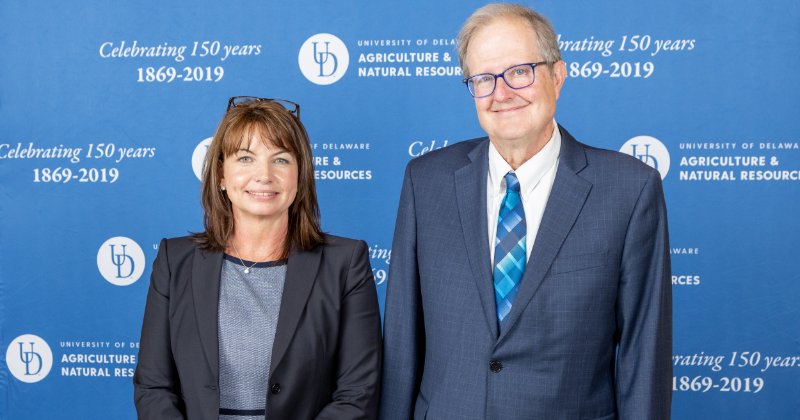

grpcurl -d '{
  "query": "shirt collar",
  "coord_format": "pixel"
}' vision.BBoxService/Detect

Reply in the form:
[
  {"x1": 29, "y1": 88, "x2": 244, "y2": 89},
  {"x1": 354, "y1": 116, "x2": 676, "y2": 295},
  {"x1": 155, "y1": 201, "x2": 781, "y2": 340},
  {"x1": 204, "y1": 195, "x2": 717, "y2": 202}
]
[{"x1": 488, "y1": 120, "x2": 562, "y2": 198}]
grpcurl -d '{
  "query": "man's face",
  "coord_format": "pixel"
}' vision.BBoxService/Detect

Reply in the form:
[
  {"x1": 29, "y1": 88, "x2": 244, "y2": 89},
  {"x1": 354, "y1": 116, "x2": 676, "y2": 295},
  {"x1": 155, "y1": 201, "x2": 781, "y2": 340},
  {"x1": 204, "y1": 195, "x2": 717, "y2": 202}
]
[{"x1": 465, "y1": 17, "x2": 566, "y2": 150}]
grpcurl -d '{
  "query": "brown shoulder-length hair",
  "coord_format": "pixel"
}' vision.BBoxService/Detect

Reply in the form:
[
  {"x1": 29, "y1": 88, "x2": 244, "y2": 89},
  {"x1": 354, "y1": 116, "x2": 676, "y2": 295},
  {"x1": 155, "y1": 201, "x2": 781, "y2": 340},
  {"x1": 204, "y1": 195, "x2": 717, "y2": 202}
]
[{"x1": 192, "y1": 99, "x2": 324, "y2": 258}]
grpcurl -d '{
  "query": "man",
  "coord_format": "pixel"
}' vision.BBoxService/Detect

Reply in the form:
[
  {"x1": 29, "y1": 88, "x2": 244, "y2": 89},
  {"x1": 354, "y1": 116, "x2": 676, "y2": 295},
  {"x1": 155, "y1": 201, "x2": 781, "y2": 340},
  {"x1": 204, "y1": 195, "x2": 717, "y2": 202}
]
[{"x1": 380, "y1": 4, "x2": 671, "y2": 419}]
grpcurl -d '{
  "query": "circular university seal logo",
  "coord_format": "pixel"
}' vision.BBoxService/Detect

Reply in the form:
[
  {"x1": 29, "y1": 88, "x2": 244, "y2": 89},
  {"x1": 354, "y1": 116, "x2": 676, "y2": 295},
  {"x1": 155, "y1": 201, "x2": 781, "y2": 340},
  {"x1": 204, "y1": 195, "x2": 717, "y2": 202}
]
[
  {"x1": 97, "y1": 236, "x2": 146, "y2": 286},
  {"x1": 620, "y1": 135, "x2": 671, "y2": 179},
  {"x1": 192, "y1": 137, "x2": 213, "y2": 181},
  {"x1": 6, "y1": 334, "x2": 53, "y2": 383},
  {"x1": 298, "y1": 33, "x2": 349, "y2": 85}
]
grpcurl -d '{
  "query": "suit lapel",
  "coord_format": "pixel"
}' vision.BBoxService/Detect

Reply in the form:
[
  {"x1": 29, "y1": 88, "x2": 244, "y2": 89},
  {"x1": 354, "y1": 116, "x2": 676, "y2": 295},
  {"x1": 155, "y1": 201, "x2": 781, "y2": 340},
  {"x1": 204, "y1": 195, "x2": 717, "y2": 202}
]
[
  {"x1": 498, "y1": 127, "x2": 593, "y2": 341},
  {"x1": 454, "y1": 139, "x2": 499, "y2": 339},
  {"x1": 191, "y1": 246, "x2": 223, "y2": 380},
  {"x1": 269, "y1": 245, "x2": 322, "y2": 374}
]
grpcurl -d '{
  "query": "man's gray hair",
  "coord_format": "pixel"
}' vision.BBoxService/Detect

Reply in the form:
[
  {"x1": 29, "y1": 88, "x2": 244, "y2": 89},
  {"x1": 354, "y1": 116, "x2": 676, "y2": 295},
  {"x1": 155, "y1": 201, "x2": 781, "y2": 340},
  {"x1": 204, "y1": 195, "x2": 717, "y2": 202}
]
[{"x1": 457, "y1": 3, "x2": 562, "y2": 76}]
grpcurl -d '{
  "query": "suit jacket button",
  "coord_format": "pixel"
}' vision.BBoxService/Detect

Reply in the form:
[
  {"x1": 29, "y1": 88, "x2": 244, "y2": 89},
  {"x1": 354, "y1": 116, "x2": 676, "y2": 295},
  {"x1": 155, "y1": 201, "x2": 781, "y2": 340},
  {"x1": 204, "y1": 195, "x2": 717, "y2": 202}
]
[
  {"x1": 271, "y1": 383, "x2": 281, "y2": 394},
  {"x1": 205, "y1": 384, "x2": 217, "y2": 391},
  {"x1": 489, "y1": 360, "x2": 503, "y2": 373}
]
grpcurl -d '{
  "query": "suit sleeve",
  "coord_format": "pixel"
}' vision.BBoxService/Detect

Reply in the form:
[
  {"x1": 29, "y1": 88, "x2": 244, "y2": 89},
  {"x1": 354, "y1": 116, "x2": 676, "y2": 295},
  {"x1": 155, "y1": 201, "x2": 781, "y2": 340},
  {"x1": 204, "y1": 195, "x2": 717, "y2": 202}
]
[
  {"x1": 378, "y1": 165, "x2": 425, "y2": 420},
  {"x1": 615, "y1": 168, "x2": 672, "y2": 419},
  {"x1": 315, "y1": 240, "x2": 383, "y2": 420},
  {"x1": 133, "y1": 239, "x2": 186, "y2": 419}
]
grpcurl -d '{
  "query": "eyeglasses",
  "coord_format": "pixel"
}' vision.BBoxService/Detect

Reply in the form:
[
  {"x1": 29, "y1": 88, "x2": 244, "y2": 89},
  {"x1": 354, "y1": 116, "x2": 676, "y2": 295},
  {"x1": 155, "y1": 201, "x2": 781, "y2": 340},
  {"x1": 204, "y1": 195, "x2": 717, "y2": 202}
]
[
  {"x1": 464, "y1": 61, "x2": 551, "y2": 98},
  {"x1": 227, "y1": 96, "x2": 300, "y2": 119}
]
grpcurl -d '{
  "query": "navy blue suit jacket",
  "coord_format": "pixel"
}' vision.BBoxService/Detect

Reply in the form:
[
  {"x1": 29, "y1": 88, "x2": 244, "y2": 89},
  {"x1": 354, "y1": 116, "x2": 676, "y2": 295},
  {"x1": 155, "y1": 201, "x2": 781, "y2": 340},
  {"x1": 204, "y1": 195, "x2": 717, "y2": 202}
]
[{"x1": 380, "y1": 127, "x2": 672, "y2": 419}]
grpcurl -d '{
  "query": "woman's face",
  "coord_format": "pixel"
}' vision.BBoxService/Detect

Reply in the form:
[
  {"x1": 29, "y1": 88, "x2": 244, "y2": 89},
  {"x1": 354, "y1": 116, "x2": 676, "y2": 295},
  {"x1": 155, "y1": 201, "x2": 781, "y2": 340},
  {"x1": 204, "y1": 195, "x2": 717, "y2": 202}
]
[{"x1": 220, "y1": 133, "x2": 298, "y2": 227}]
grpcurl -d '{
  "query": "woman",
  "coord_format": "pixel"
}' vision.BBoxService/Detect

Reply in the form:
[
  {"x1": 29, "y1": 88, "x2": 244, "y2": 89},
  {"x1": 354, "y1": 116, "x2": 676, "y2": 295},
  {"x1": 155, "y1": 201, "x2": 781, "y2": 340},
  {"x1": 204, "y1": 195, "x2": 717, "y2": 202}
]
[{"x1": 134, "y1": 97, "x2": 382, "y2": 420}]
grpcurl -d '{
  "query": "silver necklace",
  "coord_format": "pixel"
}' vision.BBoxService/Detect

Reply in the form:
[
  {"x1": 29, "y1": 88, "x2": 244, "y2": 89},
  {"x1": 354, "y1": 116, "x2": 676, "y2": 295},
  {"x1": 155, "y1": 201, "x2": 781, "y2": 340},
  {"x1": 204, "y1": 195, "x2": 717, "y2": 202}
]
[{"x1": 230, "y1": 243, "x2": 259, "y2": 274}]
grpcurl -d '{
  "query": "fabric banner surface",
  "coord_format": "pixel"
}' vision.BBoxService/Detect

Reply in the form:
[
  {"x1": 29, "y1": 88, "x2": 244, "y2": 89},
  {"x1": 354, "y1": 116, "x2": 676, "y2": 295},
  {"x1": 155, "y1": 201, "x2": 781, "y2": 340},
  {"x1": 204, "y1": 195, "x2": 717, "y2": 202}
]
[{"x1": 1, "y1": 1, "x2": 798, "y2": 418}]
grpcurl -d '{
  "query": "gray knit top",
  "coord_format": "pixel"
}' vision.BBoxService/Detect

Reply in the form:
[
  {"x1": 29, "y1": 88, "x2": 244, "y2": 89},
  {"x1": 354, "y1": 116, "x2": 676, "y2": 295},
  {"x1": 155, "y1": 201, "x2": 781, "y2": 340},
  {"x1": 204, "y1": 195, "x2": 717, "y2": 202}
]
[{"x1": 218, "y1": 254, "x2": 287, "y2": 420}]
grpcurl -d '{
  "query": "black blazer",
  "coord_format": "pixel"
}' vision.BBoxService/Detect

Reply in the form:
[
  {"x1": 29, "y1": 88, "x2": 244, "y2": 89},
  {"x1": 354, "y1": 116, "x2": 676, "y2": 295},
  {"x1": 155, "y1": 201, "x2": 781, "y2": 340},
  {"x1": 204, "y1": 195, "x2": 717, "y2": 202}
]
[{"x1": 133, "y1": 235, "x2": 382, "y2": 420}]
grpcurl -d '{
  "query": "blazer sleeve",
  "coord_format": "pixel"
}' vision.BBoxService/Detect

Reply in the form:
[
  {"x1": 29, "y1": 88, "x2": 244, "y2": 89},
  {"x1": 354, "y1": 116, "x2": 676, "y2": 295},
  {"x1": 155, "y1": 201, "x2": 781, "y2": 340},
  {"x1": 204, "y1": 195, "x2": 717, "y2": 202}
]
[
  {"x1": 133, "y1": 239, "x2": 186, "y2": 419},
  {"x1": 315, "y1": 240, "x2": 383, "y2": 420},
  {"x1": 378, "y1": 165, "x2": 425, "y2": 420},
  {"x1": 615, "y1": 168, "x2": 673, "y2": 419}
]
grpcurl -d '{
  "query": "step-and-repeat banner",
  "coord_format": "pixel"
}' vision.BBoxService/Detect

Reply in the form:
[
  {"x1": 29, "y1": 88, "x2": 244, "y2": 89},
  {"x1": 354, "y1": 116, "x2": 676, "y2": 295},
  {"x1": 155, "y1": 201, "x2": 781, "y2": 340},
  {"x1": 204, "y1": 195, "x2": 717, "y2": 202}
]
[{"x1": 2, "y1": 1, "x2": 798, "y2": 418}]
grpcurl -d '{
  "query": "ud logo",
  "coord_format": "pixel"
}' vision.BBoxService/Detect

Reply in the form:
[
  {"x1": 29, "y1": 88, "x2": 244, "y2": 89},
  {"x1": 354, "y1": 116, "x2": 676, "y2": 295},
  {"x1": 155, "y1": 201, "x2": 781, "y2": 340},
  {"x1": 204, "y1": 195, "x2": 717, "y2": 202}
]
[
  {"x1": 298, "y1": 33, "x2": 349, "y2": 85},
  {"x1": 110, "y1": 244, "x2": 135, "y2": 278},
  {"x1": 97, "y1": 236, "x2": 146, "y2": 286},
  {"x1": 620, "y1": 135, "x2": 671, "y2": 180},
  {"x1": 192, "y1": 137, "x2": 213, "y2": 181},
  {"x1": 6, "y1": 334, "x2": 53, "y2": 383},
  {"x1": 313, "y1": 41, "x2": 338, "y2": 77}
]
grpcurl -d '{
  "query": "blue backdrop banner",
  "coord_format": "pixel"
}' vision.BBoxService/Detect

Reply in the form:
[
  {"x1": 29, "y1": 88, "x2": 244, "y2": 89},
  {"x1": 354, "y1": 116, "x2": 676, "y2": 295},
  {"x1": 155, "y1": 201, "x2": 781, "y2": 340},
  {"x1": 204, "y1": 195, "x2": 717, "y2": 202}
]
[{"x1": 1, "y1": 1, "x2": 799, "y2": 418}]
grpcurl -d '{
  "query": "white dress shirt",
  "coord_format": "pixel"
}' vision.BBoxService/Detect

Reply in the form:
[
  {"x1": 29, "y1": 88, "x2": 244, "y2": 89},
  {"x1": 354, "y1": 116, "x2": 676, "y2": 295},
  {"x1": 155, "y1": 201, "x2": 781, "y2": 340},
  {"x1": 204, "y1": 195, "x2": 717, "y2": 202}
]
[{"x1": 487, "y1": 122, "x2": 561, "y2": 264}]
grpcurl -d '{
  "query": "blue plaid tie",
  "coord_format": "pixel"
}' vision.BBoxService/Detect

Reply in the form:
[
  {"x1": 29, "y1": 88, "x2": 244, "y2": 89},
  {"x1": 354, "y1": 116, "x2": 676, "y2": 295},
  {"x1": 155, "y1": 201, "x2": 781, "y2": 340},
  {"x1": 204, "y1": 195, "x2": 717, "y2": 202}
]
[{"x1": 494, "y1": 172, "x2": 526, "y2": 324}]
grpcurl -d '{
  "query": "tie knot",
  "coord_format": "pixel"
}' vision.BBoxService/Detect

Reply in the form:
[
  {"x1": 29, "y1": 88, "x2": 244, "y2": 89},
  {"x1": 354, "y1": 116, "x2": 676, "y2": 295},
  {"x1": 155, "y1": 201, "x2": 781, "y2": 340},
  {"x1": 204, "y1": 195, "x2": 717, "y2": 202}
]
[{"x1": 504, "y1": 172, "x2": 521, "y2": 193}]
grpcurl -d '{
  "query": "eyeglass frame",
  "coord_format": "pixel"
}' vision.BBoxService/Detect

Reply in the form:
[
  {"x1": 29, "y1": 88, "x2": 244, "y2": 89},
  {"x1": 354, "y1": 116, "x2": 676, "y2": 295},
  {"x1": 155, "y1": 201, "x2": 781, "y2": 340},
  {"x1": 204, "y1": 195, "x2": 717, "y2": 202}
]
[
  {"x1": 463, "y1": 61, "x2": 552, "y2": 98},
  {"x1": 226, "y1": 96, "x2": 300, "y2": 120}
]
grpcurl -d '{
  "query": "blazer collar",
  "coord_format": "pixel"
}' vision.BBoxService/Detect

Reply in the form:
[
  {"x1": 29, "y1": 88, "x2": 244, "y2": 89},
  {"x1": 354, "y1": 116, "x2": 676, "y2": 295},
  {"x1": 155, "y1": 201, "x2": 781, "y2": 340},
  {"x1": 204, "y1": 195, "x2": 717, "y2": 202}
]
[
  {"x1": 269, "y1": 244, "x2": 322, "y2": 376},
  {"x1": 454, "y1": 138, "x2": 498, "y2": 339},
  {"x1": 192, "y1": 246, "x2": 223, "y2": 379},
  {"x1": 497, "y1": 125, "x2": 592, "y2": 341},
  {"x1": 191, "y1": 243, "x2": 323, "y2": 380}
]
